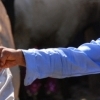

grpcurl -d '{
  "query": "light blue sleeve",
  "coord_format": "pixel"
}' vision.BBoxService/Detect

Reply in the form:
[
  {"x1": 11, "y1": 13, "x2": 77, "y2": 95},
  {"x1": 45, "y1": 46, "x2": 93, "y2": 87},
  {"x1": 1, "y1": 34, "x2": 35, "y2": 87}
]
[{"x1": 22, "y1": 38, "x2": 100, "y2": 86}]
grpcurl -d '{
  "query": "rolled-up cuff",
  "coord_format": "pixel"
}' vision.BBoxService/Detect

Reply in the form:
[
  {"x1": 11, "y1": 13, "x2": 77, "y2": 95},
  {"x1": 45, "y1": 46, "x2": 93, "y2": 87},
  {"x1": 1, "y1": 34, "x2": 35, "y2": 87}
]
[{"x1": 22, "y1": 49, "x2": 39, "y2": 86}]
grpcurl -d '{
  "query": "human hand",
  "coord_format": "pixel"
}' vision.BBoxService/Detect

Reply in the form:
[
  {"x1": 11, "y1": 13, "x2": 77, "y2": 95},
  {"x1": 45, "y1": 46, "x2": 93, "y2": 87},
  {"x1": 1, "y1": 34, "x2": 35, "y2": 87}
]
[{"x1": 0, "y1": 46, "x2": 26, "y2": 69}]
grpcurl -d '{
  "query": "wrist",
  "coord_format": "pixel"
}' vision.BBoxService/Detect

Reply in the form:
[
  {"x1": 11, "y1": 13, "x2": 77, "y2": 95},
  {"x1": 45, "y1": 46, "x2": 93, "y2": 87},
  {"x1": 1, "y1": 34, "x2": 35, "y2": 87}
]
[{"x1": 17, "y1": 49, "x2": 26, "y2": 67}]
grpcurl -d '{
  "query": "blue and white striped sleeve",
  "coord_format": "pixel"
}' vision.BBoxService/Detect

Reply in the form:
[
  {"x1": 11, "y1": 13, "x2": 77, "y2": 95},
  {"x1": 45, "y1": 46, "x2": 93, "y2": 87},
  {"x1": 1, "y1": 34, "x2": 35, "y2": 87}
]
[{"x1": 22, "y1": 38, "x2": 100, "y2": 86}]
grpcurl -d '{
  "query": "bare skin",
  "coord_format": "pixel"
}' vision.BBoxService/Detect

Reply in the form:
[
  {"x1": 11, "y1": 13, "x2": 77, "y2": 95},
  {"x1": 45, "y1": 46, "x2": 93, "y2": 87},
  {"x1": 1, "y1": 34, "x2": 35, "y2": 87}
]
[{"x1": 0, "y1": 46, "x2": 26, "y2": 69}]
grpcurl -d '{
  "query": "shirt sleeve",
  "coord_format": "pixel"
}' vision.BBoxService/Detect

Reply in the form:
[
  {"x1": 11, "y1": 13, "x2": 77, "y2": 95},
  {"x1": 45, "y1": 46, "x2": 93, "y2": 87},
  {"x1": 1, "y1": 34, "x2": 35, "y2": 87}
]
[{"x1": 22, "y1": 38, "x2": 100, "y2": 86}]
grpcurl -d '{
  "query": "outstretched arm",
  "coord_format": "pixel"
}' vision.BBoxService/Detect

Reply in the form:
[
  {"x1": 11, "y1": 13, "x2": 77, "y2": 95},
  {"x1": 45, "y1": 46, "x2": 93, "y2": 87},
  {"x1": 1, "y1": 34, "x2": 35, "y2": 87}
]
[
  {"x1": 0, "y1": 38, "x2": 100, "y2": 86},
  {"x1": 22, "y1": 38, "x2": 100, "y2": 85}
]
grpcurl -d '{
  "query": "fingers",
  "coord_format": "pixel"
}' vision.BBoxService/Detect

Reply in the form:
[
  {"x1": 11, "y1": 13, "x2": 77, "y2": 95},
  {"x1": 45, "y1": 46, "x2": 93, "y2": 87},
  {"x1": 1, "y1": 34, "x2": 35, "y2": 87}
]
[
  {"x1": 0, "y1": 60, "x2": 17, "y2": 69},
  {"x1": 0, "y1": 46, "x2": 19, "y2": 69}
]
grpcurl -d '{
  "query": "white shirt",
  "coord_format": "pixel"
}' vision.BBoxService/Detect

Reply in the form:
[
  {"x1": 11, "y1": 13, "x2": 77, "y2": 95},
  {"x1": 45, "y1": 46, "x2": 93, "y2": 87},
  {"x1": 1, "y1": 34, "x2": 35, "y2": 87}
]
[{"x1": 0, "y1": 69, "x2": 14, "y2": 100}]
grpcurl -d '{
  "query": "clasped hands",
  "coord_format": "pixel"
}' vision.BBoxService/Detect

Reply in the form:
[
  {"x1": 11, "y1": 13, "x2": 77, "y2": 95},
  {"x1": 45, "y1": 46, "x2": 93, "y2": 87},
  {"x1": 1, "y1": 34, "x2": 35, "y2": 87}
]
[{"x1": 0, "y1": 46, "x2": 26, "y2": 70}]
